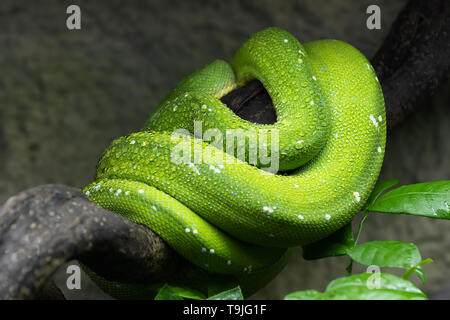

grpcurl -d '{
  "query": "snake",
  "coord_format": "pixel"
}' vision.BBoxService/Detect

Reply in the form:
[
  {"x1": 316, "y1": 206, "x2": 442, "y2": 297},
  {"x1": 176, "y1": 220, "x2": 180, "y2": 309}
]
[{"x1": 83, "y1": 27, "x2": 386, "y2": 298}]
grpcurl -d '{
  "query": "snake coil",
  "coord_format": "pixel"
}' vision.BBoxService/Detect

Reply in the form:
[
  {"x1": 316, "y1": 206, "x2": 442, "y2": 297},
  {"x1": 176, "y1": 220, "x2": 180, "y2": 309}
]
[{"x1": 84, "y1": 27, "x2": 386, "y2": 298}]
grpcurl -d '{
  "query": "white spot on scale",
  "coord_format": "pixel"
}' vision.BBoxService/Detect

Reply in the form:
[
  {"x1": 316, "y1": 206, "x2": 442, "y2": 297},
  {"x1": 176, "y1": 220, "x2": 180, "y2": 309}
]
[
  {"x1": 202, "y1": 247, "x2": 207, "y2": 253},
  {"x1": 298, "y1": 215, "x2": 304, "y2": 220},
  {"x1": 312, "y1": 75, "x2": 317, "y2": 81},
  {"x1": 94, "y1": 185, "x2": 101, "y2": 190},
  {"x1": 263, "y1": 206, "x2": 274, "y2": 213},
  {"x1": 193, "y1": 229, "x2": 198, "y2": 234},
  {"x1": 185, "y1": 228, "x2": 190, "y2": 233},
  {"x1": 210, "y1": 249, "x2": 215, "y2": 254},
  {"x1": 377, "y1": 147, "x2": 382, "y2": 153},
  {"x1": 151, "y1": 205, "x2": 157, "y2": 211},
  {"x1": 138, "y1": 189, "x2": 145, "y2": 194},
  {"x1": 130, "y1": 140, "x2": 135, "y2": 145},
  {"x1": 378, "y1": 115, "x2": 382, "y2": 122},
  {"x1": 109, "y1": 188, "x2": 114, "y2": 193},
  {"x1": 369, "y1": 114, "x2": 378, "y2": 127},
  {"x1": 227, "y1": 260, "x2": 232, "y2": 265},
  {"x1": 353, "y1": 192, "x2": 361, "y2": 202},
  {"x1": 284, "y1": 39, "x2": 288, "y2": 43},
  {"x1": 125, "y1": 191, "x2": 130, "y2": 196},
  {"x1": 85, "y1": 191, "x2": 90, "y2": 196},
  {"x1": 325, "y1": 214, "x2": 331, "y2": 220},
  {"x1": 209, "y1": 165, "x2": 221, "y2": 173},
  {"x1": 115, "y1": 189, "x2": 122, "y2": 196}
]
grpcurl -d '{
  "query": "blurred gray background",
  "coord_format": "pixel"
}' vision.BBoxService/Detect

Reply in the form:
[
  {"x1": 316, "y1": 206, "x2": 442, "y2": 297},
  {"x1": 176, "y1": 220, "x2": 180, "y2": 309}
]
[{"x1": 0, "y1": 0, "x2": 449, "y2": 299}]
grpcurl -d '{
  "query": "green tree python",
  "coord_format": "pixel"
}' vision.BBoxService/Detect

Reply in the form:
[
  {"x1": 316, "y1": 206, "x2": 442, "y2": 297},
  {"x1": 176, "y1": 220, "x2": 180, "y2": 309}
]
[{"x1": 83, "y1": 27, "x2": 386, "y2": 298}]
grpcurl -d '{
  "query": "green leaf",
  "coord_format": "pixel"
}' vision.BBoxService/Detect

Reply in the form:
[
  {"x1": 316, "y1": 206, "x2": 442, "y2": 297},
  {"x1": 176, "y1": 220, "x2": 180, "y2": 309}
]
[
  {"x1": 325, "y1": 273, "x2": 427, "y2": 300},
  {"x1": 413, "y1": 267, "x2": 425, "y2": 284},
  {"x1": 207, "y1": 286, "x2": 243, "y2": 300},
  {"x1": 346, "y1": 241, "x2": 425, "y2": 281},
  {"x1": 154, "y1": 284, "x2": 184, "y2": 300},
  {"x1": 347, "y1": 241, "x2": 421, "y2": 269},
  {"x1": 402, "y1": 258, "x2": 433, "y2": 283},
  {"x1": 284, "y1": 273, "x2": 427, "y2": 300},
  {"x1": 365, "y1": 179, "x2": 399, "y2": 208},
  {"x1": 284, "y1": 290, "x2": 322, "y2": 300},
  {"x1": 154, "y1": 284, "x2": 206, "y2": 300},
  {"x1": 302, "y1": 223, "x2": 354, "y2": 260},
  {"x1": 369, "y1": 180, "x2": 450, "y2": 219},
  {"x1": 166, "y1": 285, "x2": 206, "y2": 300}
]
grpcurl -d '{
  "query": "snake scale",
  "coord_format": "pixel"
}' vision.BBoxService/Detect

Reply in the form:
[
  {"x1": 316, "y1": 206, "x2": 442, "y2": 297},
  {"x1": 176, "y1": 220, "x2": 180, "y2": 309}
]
[{"x1": 83, "y1": 27, "x2": 386, "y2": 298}]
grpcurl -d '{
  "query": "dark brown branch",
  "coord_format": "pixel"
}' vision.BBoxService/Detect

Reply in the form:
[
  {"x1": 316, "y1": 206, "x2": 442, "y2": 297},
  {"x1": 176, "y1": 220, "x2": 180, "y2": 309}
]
[
  {"x1": 369, "y1": 0, "x2": 449, "y2": 128},
  {"x1": 0, "y1": 185, "x2": 208, "y2": 299},
  {"x1": 1, "y1": 0, "x2": 449, "y2": 300},
  {"x1": 222, "y1": 80, "x2": 276, "y2": 124}
]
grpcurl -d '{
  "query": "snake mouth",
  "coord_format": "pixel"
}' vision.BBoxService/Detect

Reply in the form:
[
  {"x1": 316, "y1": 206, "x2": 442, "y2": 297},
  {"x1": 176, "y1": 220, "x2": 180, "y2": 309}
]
[{"x1": 221, "y1": 79, "x2": 277, "y2": 125}]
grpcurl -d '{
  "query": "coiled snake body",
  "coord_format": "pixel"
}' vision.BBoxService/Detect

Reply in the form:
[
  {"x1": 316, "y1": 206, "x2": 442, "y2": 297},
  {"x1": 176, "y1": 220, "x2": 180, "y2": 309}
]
[{"x1": 84, "y1": 28, "x2": 386, "y2": 297}]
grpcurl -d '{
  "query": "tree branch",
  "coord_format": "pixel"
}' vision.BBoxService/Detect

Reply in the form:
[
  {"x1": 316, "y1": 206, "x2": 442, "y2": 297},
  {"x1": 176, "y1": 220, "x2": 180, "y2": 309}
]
[
  {"x1": 371, "y1": 0, "x2": 450, "y2": 128},
  {"x1": 0, "y1": 185, "x2": 208, "y2": 299},
  {"x1": 1, "y1": 0, "x2": 449, "y2": 299}
]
